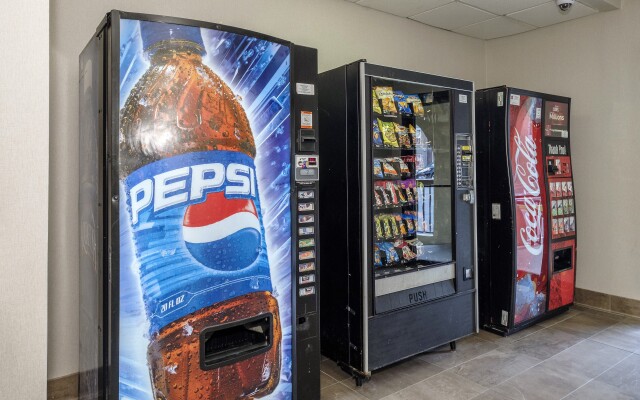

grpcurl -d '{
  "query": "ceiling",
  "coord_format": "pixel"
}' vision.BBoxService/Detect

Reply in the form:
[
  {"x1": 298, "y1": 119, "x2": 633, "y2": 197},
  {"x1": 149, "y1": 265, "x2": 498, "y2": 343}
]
[{"x1": 344, "y1": 0, "x2": 621, "y2": 39}]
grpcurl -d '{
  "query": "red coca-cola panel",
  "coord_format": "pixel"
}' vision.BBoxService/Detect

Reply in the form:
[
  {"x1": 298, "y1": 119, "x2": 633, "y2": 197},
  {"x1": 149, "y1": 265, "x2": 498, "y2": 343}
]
[
  {"x1": 549, "y1": 239, "x2": 576, "y2": 310},
  {"x1": 509, "y1": 95, "x2": 548, "y2": 325}
]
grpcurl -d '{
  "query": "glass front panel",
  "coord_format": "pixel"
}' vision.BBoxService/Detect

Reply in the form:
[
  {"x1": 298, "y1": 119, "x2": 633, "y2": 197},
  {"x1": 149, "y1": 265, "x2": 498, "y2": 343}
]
[{"x1": 370, "y1": 77, "x2": 453, "y2": 279}]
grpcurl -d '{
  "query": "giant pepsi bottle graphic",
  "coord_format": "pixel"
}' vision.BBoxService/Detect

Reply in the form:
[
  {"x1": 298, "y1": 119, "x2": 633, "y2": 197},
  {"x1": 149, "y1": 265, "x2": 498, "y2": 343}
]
[{"x1": 120, "y1": 21, "x2": 281, "y2": 399}]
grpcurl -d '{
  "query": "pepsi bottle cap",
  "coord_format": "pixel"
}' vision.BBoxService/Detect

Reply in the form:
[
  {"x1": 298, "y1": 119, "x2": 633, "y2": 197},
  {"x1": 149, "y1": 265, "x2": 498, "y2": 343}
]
[{"x1": 140, "y1": 21, "x2": 205, "y2": 55}]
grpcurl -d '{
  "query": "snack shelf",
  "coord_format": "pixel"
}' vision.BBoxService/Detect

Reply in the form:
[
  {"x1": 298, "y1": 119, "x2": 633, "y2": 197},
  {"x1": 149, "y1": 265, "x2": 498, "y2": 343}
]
[{"x1": 373, "y1": 202, "x2": 415, "y2": 212}]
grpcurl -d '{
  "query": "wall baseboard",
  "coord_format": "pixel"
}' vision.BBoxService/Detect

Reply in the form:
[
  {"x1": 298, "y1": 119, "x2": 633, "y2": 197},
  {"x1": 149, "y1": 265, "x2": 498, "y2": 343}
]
[
  {"x1": 575, "y1": 287, "x2": 640, "y2": 318},
  {"x1": 47, "y1": 372, "x2": 77, "y2": 400}
]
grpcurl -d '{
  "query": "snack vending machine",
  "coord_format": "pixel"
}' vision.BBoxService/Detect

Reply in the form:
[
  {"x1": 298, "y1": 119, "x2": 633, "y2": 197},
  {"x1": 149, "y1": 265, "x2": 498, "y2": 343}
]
[
  {"x1": 476, "y1": 86, "x2": 576, "y2": 336},
  {"x1": 79, "y1": 11, "x2": 321, "y2": 399},
  {"x1": 318, "y1": 61, "x2": 477, "y2": 384}
]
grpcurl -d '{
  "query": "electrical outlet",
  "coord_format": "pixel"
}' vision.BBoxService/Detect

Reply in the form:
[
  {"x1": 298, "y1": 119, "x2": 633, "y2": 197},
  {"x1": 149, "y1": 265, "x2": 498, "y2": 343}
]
[
  {"x1": 463, "y1": 267, "x2": 473, "y2": 280},
  {"x1": 501, "y1": 310, "x2": 509, "y2": 326}
]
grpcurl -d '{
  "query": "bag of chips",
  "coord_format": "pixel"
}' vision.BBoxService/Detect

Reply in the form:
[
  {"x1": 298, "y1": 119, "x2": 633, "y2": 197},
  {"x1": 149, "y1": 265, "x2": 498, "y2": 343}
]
[
  {"x1": 395, "y1": 214, "x2": 407, "y2": 236},
  {"x1": 394, "y1": 157, "x2": 410, "y2": 175},
  {"x1": 397, "y1": 241, "x2": 416, "y2": 261},
  {"x1": 406, "y1": 94, "x2": 424, "y2": 117},
  {"x1": 374, "y1": 216, "x2": 384, "y2": 241},
  {"x1": 382, "y1": 160, "x2": 398, "y2": 178},
  {"x1": 378, "y1": 119, "x2": 399, "y2": 147},
  {"x1": 408, "y1": 124, "x2": 417, "y2": 146},
  {"x1": 373, "y1": 159, "x2": 383, "y2": 178},
  {"x1": 382, "y1": 215, "x2": 393, "y2": 239},
  {"x1": 372, "y1": 89, "x2": 382, "y2": 115},
  {"x1": 372, "y1": 119, "x2": 383, "y2": 147},
  {"x1": 401, "y1": 179, "x2": 415, "y2": 202},
  {"x1": 374, "y1": 86, "x2": 397, "y2": 115},
  {"x1": 403, "y1": 213, "x2": 416, "y2": 235},
  {"x1": 394, "y1": 123, "x2": 411, "y2": 148},
  {"x1": 379, "y1": 241, "x2": 400, "y2": 264},
  {"x1": 373, "y1": 244, "x2": 383, "y2": 267},
  {"x1": 388, "y1": 214, "x2": 400, "y2": 237},
  {"x1": 394, "y1": 91, "x2": 412, "y2": 115}
]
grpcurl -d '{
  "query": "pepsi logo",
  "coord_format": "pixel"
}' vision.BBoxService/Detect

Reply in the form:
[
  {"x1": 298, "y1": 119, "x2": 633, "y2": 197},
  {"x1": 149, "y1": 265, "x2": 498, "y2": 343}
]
[{"x1": 183, "y1": 191, "x2": 261, "y2": 271}]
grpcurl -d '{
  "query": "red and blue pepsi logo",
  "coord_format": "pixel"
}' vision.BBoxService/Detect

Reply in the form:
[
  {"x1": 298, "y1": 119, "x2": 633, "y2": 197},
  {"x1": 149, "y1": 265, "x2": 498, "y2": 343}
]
[{"x1": 182, "y1": 191, "x2": 262, "y2": 271}]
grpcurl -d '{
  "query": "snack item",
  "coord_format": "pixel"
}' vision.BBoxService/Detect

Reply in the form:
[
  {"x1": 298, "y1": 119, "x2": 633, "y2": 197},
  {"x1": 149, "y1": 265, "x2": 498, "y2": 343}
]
[
  {"x1": 406, "y1": 94, "x2": 424, "y2": 117},
  {"x1": 552, "y1": 219, "x2": 559, "y2": 235},
  {"x1": 373, "y1": 186, "x2": 384, "y2": 207},
  {"x1": 403, "y1": 212, "x2": 416, "y2": 234},
  {"x1": 380, "y1": 242, "x2": 400, "y2": 264},
  {"x1": 374, "y1": 86, "x2": 397, "y2": 115},
  {"x1": 394, "y1": 124, "x2": 411, "y2": 148},
  {"x1": 379, "y1": 119, "x2": 399, "y2": 147},
  {"x1": 382, "y1": 215, "x2": 393, "y2": 239},
  {"x1": 372, "y1": 89, "x2": 382, "y2": 115},
  {"x1": 568, "y1": 199, "x2": 574, "y2": 214},
  {"x1": 395, "y1": 214, "x2": 407, "y2": 236},
  {"x1": 386, "y1": 181, "x2": 399, "y2": 204},
  {"x1": 394, "y1": 182, "x2": 407, "y2": 203},
  {"x1": 558, "y1": 218, "x2": 565, "y2": 234},
  {"x1": 374, "y1": 215, "x2": 383, "y2": 240},
  {"x1": 551, "y1": 201, "x2": 557, "y2": 217},
  {"x1": 372, "y1": 119, "x2": 383, "y2": 147},
  {"x1": 407, "y1": 124, "x2": 416, "y2": 146},
  {"x1": 394, "y1": 157, "x2": 410, "y2": 175},
  {"x1": 373, "y1": 244, "x2": 383, "y2": 267},
  {"x1": 549, "y1": 182, "x2": 556, "y2": 197},
  {"x1": 382, "y1": 160, "x2": 398, "y2": 178},
  {"x1": 388, "y1": 215, "x2": 400, "y2": 237},
  {"x1": 397, "y1": 241, "x2": 416, "y2": 261},
  {"x1": 373, "y1": 159, "x2": 383, "y2": 178},
  {"x1": 401, "y1": 179, "x2": 416, "y2": 202},
  {"x1": 394, "y1": 91, "x2": 412, "y2": 115}
]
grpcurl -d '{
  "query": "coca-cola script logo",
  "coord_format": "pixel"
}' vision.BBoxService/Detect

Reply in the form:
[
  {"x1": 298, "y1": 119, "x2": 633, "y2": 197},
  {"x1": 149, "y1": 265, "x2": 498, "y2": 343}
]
[{"x1": 514, "y1": 127, "x2": 544, "y2": 256}]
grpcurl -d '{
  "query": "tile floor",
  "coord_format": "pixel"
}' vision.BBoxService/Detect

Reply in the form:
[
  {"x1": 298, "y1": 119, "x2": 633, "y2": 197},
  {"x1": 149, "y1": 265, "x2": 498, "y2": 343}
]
[{"x1": 320, "y1": 307, "x2": 640, "y2": 400}]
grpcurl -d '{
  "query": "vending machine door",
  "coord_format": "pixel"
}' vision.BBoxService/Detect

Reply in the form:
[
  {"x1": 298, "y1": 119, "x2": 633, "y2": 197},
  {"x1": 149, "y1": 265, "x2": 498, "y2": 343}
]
[
  {"x1": 114, "y1": 13, "x2": 295, "y2": 400},
  {"x1": 507, "y1": 92, "x2": 549, "y2": 327},
  {"x1": 368, "y1": 78, "x2": 456, "y2": 314}
]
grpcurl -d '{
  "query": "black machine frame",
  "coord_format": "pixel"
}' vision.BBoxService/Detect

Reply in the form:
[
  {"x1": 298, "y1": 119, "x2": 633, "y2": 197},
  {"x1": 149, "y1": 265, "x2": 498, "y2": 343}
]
[
  {"x1": 476, "y1": 86, "x2": 576, "y2": 336},
  {"x1": 319, "y1": 61, "x2": 477, "y2": 384},
  {"x1": 79, "y1": 10, "x2": 320, "y2": 399}
]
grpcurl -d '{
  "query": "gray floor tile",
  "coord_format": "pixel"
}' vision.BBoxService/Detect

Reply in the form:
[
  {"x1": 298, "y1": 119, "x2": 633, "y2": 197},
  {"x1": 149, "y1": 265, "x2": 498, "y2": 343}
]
[
  {"x1": 551, "y1": 311, "x2": 619, "y2": 338},
  {"x1": 541, "y1": 339, "x2": 630, "y2": 379},
  {"x1": 383, "y1": 371, "x2": 486, "y2": 400},
  {"x1": 452, "y1": 348, "x2": 541, "y2": 387},
  {"x1": 492, "y1": 362, "x2": 589, "y2": 400},
  {"x1": 321, "y1": 371, "x2": 338, "y2": 389},
  {"x1": 320, "y1": 358, "x2": 353, "y2": 382},
  {"x1": 590, "y1": 318, "x2": 640, "y2": 352},
  {"x1": 595, "y1": 353, "x2": 640, "y2": 398},
  {"x1": 537, "y1": 308, "x2": 582, "y2": 327},
  {"x1": 470, "y1": 389, "x2": 518, "y2": 400},
  {"x1": 500, "y1": 327, "x2": 583, "y2": 361},
  {"x1": 350, "y1": 358, "x2": 443, "y2": 400},
  {"x1": 418, "y1": 334, "x2": 499, "y2": 369},
  {"x1": 321, "y1": 382, "x2": 368, "y2": 400},
  {"x1": 475, "y1": 324, "x2": 542, "y2": 345},
  {"x1": 563, "y1": 379, "x2": 636, "y2": 400}
]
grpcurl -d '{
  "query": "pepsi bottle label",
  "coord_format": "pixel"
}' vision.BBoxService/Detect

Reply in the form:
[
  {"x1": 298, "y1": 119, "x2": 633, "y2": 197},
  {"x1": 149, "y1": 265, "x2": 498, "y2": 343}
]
[{"x1": 123, "y1": 150, "x2": 271, "y2": 334}]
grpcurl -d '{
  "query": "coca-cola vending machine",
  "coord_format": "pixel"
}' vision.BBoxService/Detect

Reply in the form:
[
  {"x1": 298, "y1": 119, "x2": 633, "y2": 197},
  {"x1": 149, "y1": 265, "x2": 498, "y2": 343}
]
[
  {"x1": 476, "y1": 87, "x2": 576, "y2": 335},
  {"x1": 79, "y1": 11, "x2": 321, "y2": 399}
]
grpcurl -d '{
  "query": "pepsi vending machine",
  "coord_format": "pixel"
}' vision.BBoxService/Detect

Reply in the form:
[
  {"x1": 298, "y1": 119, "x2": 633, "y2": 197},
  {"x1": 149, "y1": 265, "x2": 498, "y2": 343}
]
[
  {"x1": 79, "y1": 11, "x2": 320, "y2": 399},
  {"x1": 476, "y1": 86, "x2": 576, "y2": 336}
]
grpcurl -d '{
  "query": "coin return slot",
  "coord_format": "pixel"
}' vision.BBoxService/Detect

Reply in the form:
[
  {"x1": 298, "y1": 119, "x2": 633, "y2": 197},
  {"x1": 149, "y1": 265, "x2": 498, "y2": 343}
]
[{"x1": 200, "y1": 314, "x2": 273, "y2": 370}]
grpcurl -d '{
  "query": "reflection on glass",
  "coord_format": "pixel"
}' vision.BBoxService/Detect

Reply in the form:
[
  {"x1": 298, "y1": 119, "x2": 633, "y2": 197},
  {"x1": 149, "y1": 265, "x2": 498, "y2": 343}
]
[{"x1": 370, "y1": 77, "x2": 453, "y2": 278}]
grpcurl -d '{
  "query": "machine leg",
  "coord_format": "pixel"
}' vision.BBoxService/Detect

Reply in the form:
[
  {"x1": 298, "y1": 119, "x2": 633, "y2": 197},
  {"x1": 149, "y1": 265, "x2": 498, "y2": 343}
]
[{"x1": 450, "y1": 341, "x2": 456, "y2": 351}]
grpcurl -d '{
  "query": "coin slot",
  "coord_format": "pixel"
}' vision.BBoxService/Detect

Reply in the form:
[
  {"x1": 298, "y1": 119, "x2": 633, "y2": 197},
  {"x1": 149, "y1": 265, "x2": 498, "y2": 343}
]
[{"x1": 200, "y1": 314, "x2": 273, "y2": 370}]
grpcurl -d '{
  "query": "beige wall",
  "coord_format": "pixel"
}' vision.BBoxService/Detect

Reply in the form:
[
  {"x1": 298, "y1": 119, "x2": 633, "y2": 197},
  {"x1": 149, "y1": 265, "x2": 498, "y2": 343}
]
[
  {"x1": 0, "y1": 0, "x2": 49, "y2": 398},
  {"x1": 49, "y1": 0, "x2": 485, "y2": 379},
  {"x1": 485, "y1": 0, "x2": 640, "y2": 301}
]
